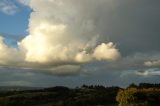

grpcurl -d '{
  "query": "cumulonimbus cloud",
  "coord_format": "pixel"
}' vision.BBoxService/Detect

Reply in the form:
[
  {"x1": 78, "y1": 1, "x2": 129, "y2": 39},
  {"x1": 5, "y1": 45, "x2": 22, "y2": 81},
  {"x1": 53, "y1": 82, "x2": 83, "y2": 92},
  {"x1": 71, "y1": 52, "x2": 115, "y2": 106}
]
[{"x1": 0, "y1": 0, "x2": 121, "y2": 75}]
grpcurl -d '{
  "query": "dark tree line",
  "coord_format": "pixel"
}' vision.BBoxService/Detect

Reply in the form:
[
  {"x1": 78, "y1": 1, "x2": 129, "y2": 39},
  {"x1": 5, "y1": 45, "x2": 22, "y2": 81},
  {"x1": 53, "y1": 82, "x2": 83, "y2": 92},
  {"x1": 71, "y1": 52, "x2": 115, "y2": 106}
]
[{"x1": 127, "y1": 83, "x2": 160, "y2": 89}]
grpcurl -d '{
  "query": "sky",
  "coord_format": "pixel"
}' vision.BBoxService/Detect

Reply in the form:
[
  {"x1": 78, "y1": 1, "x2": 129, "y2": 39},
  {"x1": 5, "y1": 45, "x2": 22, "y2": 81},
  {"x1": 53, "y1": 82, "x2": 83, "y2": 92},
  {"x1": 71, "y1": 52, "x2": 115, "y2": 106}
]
[{"x1": 0, "y1": 0, "x2": 160, "y2": 87}]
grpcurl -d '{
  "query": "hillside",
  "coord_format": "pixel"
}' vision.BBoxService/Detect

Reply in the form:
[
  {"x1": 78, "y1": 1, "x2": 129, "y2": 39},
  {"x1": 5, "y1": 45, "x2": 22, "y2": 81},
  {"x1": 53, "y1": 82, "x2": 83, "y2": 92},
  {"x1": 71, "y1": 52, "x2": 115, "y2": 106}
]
[
  {"x1": 0, "y1": 83, "x2": 160, "y2": 106},
  {"x1": 0, "y1": 85, "x2": 119, "y2": 106}
]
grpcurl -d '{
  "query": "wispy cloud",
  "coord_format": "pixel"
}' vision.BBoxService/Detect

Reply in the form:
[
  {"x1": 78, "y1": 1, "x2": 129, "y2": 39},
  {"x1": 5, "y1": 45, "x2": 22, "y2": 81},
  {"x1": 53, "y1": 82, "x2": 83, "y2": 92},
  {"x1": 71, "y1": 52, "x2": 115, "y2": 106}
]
[
  {"x1": 17, "y1": 0, "x2": 30, "y2": 6},
  {"x1": 0, "y1": 1, "x2": 18, "y2": 15},
  {"x1": 120, "y1": 68, "x2": 160, "y2": 77},
  {"x1": 136, "y1": 68, "x2": 160, "y2": 76}
]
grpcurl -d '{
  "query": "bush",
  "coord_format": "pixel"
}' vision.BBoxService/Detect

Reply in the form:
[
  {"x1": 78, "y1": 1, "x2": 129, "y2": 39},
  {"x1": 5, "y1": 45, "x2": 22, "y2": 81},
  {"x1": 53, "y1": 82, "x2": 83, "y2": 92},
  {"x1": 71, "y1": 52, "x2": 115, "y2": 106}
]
[{"x1": 116, "y1": 88, "x2": 160, "y2": 106}]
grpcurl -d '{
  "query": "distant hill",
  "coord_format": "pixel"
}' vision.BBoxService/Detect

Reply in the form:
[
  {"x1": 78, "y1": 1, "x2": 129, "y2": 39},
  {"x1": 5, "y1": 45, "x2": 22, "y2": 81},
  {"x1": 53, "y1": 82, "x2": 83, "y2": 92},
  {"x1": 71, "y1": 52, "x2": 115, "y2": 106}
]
[{"x1": 0, "y1": 86, "x2": 43, "y2": 92}]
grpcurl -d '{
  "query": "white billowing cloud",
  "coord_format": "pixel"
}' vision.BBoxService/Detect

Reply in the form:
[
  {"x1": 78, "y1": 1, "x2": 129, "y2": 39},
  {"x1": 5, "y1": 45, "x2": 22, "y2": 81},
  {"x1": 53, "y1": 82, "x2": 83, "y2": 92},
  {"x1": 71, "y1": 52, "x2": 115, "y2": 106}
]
[
  {"x1": 93, "y1": 42, "x2": 120, "y2": 61},
  {"x1": 0, "y1": 1, "x2": 18, "y2": 15},
  {"x1": 19, "y1": 23, "x2": 70, "y2": 63},
  {"x1": 144, "y1": 60, "x2": 160, "y2": 67},
  {"x1": 18, "y1": 0, "x2": 121, "y2": 64},
  {"x1": 0, "y1": 36, "x2": 23, "y2": 65},
  {"x1": 75, "y1": 51, "x2": 92, "y2": 63}
]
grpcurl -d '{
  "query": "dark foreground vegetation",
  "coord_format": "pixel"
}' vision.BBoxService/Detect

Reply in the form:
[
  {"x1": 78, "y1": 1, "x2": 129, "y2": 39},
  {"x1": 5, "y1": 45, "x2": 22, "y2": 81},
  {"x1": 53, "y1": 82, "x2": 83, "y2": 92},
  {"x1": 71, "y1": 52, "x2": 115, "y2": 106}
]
[
  {"x1": 117, "y1": 83, "x2": 160, "y2": 106},
  {"x1": 0, "y1": 83, "x2": 160, "y2": 106}
]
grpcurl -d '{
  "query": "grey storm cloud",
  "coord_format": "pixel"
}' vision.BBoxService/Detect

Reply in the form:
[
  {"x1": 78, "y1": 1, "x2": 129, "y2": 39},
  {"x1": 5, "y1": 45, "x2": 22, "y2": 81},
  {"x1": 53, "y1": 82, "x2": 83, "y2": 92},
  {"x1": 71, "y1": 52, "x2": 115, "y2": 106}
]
[{"x1": 91, "y1": 0, "x2": 160, "y2": 56}]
